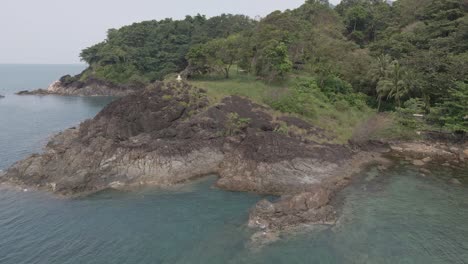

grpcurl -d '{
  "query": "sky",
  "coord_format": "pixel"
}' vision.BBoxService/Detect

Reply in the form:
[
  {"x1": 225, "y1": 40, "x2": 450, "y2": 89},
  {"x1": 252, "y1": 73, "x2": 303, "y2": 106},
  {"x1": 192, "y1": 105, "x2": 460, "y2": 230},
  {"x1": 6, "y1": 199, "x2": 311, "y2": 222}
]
[{"x1": 0, "y1": 0, "x2": 341, "y2": 64}]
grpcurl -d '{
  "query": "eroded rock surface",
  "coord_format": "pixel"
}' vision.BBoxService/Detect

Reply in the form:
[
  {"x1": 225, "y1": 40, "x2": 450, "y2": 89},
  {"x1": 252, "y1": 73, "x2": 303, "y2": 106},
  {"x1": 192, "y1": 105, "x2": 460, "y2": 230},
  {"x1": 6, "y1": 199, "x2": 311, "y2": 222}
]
[
  {"x1": 248, "y1": 188, "x2": 336, "y2": 230},
  {"x1": 3, "y1": 81, "x2": 385, "y2": 233},
  {"x1": 390, "y1": 141, "x2": 468, "y2": 165}
]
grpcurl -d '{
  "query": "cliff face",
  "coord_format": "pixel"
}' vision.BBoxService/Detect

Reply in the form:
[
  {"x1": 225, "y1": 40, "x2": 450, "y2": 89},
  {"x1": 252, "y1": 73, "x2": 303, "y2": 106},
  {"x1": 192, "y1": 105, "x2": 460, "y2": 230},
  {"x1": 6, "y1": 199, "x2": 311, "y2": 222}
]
[{"x1": 3, "y1": 82, "x2": 384, "y2": 233}]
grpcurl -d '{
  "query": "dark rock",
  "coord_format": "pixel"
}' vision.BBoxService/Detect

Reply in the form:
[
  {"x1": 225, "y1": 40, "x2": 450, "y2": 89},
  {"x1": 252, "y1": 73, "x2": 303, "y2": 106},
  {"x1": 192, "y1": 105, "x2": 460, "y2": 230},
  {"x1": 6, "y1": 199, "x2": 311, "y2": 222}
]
[
  {"x1": 3, "y1": 81, "x2": 383, "y2": 230},
  {"x1": 17, "y1": 76, "x2": 144, "y2": 97},
  {"x1": 248, "y1": 188, "x2": 335, "y2": 231}
]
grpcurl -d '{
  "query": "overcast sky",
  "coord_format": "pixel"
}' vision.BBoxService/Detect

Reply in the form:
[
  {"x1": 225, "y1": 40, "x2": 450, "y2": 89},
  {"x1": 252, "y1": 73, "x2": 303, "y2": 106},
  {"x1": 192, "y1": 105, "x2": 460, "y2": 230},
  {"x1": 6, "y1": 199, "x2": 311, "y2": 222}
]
[{"x1": 0, "y1": 0, "x2": 341, "y2": 64}]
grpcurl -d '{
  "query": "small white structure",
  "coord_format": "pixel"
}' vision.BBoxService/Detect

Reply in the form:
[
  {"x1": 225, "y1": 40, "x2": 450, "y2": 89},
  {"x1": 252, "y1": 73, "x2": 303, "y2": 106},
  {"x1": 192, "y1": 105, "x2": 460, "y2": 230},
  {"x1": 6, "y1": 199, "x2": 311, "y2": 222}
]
[{"x1": 176, "y1": 74, "x2": 182, "y2": 82}]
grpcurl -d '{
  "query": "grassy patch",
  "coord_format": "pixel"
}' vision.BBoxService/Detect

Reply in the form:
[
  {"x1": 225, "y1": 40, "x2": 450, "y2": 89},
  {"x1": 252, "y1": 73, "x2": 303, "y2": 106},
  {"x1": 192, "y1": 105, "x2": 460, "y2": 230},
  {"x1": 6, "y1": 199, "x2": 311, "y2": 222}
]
[
  {"x1": 189, "y1": 70, "x2": 376, "y2": 144},
  {"x1": 190, "y1": 76, "x2": 280, "y2": 105}
]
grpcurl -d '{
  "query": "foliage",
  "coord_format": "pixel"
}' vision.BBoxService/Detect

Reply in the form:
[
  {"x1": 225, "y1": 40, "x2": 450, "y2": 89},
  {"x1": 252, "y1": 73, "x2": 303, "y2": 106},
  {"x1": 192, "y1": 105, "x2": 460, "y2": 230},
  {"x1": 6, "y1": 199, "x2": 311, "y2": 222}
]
[
  {"x1": 225, "y1": 112, "x2": 251, "y2": 136},
  {"x1": 255, "y1": 41, "x2": 292, "y2": 80},
  {"x1": 79, "y1": 14, "x2": 255, "y2": 84},
  {"x1": 186, "y1": 35, "x2": 243, "y2": 78},
  {"x1": 375, "y1": 60, "x2": 410, "y2": 108},
  {"x1": 395, "y1": 98, "x2": 427, "y2": 129},
  {"x1": 268, "y1": 80, "x2": 327, "y2": 118},
  {"x1": 74, "y1": 0, "x2": 467, "y2": 133},
  {"x1": 428, "y1": 82, "x2": 468, "y2": 132}
]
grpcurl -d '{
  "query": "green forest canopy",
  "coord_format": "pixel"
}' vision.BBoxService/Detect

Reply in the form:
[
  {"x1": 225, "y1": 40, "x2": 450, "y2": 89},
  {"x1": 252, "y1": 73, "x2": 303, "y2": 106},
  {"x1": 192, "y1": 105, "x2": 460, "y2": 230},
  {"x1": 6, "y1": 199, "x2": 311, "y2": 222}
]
[{"x1": 76, "y1": 0, "x2": 468, "y2": 133}]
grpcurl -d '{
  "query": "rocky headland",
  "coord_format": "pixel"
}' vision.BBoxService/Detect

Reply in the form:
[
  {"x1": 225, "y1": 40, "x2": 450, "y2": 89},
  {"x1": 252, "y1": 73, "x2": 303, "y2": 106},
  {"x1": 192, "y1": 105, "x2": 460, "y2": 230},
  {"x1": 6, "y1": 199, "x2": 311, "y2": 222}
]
[
  {"x1": 2, "y1": 82, "x2": 466, "y2": 241},
  {"x1": 16, "y1": 75, "x2": 141, "y2": 97}
]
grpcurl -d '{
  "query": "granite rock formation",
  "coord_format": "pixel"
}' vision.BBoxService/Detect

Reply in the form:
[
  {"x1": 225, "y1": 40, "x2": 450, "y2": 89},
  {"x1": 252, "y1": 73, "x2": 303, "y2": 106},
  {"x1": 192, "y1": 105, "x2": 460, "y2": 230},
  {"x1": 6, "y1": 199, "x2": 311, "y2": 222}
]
[{"x1": 3, "y1": 81, "x2": 386, "y2": 232}]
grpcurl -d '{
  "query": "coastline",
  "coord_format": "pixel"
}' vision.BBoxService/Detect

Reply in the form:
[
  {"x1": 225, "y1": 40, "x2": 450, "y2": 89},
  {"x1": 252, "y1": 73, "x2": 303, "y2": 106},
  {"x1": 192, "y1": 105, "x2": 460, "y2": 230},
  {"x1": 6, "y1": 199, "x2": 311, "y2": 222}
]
[
  {"x1": 16, "y1": 78, "x2": 141, "y2": 97},
  {"x1": 2, "y1": 80, "x2": 467, "y2": 244}
]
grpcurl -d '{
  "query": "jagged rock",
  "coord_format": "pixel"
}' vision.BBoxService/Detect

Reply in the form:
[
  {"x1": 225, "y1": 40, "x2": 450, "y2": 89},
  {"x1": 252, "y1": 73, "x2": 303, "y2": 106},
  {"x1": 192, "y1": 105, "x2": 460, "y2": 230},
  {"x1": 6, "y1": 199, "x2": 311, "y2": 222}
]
[
  {"x1": 390, "y1": 141, "x2": 468, "y2": 164},
  {"x1": 3, "y1": 81, "x2": 384, "y2": 230},
  {"x1": 248, "y1": 188, "x2": 335, "y2": 231}
]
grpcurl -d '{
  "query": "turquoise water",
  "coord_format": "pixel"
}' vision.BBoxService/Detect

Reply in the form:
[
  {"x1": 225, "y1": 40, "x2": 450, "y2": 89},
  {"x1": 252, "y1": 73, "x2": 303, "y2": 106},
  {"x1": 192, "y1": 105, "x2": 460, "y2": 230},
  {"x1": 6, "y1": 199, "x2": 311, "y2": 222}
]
[{"x1": 1, "y1": 65, "x2": 468, "y2": 263}]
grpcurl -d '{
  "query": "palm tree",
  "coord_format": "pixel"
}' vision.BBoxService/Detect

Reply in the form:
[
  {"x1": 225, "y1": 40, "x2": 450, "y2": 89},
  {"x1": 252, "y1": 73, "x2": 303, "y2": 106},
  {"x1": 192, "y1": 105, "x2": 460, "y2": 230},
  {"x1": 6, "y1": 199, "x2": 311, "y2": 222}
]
[
  {"x1": 370, "y1": 54, "x2": 392, "y2": 110},
  {"x1": 386, "y1": 61, "x2": 409, "y2": 108},
  {"x1": 374, "y1": 59, "x2": 409, "y2": 109}
]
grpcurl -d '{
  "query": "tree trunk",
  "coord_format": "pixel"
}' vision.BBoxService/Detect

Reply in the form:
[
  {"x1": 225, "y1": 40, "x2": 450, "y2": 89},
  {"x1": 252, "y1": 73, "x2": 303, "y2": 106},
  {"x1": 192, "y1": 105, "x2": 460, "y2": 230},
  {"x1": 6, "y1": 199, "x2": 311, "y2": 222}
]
[
  {"x1": 225, "y1": 61, "x2": 233, "y2": 79},
  {"x1": 377, "y1": 96, "x2": 382, "y2": 112}
]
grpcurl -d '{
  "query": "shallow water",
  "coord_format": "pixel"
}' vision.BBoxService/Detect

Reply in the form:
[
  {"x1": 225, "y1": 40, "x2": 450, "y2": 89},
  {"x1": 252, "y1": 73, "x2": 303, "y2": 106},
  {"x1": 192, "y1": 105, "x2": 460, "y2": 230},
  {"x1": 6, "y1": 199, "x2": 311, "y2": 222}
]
[
  {"x1": 1, "y1": 65, "x2": 467, "y2": 263},
  {"x1": 0, "y1": 64, "x2": 113, "y2": 169}
]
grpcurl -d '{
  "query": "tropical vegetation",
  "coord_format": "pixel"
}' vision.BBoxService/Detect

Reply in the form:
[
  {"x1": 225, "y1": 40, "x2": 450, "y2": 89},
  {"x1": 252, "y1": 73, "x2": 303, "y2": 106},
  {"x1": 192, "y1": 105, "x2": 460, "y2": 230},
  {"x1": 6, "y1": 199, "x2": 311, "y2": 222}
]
[{"x1": 72, "y1": 0, "x2": 468, "y2": 136}]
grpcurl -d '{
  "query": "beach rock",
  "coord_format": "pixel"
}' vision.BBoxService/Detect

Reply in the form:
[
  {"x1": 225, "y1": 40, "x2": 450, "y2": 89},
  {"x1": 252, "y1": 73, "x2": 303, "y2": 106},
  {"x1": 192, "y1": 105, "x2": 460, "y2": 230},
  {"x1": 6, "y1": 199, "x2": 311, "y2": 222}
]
[
  {"x1": 412, "y1": 160, "x2": 425, "y2": 166},
  {"x1": 450, "y1": 178, "x2": 462, "y2": 185},
  {"x1": 390, "y1": 142, "x2": 460, "y2": 161},
  {"x1": 449, "y1": 147, "x2": 459, "y2": 153},
  {"x1": 419, "y1": 168, "x2": 431, "y2": 174},
  {"x1": 422, "y1": 157, "x2": 432, "y2": 163},
  {"x1": 248, "y1": 188, "x2": 335, "y2": 231}
]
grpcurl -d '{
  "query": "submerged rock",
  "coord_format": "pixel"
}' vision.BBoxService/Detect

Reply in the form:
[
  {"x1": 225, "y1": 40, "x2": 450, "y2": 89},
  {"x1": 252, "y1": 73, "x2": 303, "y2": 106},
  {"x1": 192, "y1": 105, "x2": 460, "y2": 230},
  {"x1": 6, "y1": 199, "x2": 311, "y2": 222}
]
[{"x1": 4, "y1": 81, "x2": 385, "y2": 231}]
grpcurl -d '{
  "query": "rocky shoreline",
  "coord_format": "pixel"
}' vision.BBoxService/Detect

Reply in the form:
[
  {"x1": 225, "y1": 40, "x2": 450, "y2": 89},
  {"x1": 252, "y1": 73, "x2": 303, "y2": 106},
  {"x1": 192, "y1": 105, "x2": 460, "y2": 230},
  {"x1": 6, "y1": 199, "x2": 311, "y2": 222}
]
[
  {"x1": 2, "y1": 81, "x2": 466, "y2": 243},
  {"x1": 16, "y1": 76, "x2": 141, "y2": 97}
]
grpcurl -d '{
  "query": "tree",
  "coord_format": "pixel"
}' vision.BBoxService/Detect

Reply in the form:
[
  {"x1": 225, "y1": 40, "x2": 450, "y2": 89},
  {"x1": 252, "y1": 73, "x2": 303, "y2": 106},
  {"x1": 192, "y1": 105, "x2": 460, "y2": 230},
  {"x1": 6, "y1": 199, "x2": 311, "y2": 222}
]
[
  {"x1": 429, "y1": 82, "x2": 468, "y2": 132},
  {"x1": 370, "y1": 54, "x2": 392, "y2": 110},
  {"x1": 376, "y1": 60, "x2": 410, "y2": 108},
  {"x1": 256, "y1": 41, "x2": 292, "y2": 80},
  {"x1": 186, "y1": 35, "x2": 242, "y2": 78},
  {"x1": 78, "y1": 14, "x2": 255, "y2": 84},
  {"x1": 211, "y1": 35, "x2": 242, "y2": 78}
]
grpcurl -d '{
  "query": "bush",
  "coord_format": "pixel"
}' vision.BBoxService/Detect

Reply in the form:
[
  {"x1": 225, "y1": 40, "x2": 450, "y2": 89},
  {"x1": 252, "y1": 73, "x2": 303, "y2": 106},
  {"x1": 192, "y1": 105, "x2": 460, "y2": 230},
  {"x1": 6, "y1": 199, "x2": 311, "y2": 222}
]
[
  {"x1": 267, "y1": 79, "x2": 330, "y2": 118},
  {"x1": 395, "y1": 98, "x2": 426, "y2": 129},
  {"x1": 225, "y1": 112, "x2": 251, "y2": 136}
]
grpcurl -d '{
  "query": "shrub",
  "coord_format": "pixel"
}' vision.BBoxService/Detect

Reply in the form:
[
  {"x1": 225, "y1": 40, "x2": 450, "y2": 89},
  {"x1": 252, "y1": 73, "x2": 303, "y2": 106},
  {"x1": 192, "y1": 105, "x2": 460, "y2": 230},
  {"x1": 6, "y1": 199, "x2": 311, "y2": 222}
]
[
  {"x1": 267, "y1": 79, "x2": 330, "y2": 118},
  {"x1": 225, "y1": 112, "x2": 251, "y2": 136}
]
